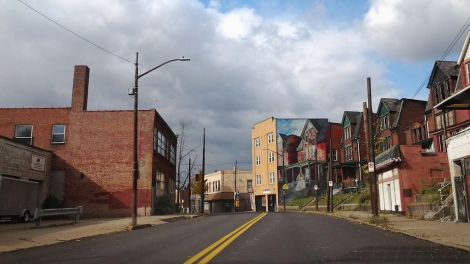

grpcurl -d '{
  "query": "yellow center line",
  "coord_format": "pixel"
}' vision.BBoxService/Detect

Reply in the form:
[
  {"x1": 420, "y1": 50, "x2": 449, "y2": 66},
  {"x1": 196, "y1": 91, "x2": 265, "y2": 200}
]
[{"x1": 184, "y1": 213, "x2": 267, "y2": 264}]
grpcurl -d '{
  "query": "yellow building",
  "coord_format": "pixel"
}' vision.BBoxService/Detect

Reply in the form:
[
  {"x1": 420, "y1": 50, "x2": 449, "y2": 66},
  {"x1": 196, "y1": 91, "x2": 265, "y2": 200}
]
[{"x1": 251, "y1": 117, "x2": 280, "y2": 212}]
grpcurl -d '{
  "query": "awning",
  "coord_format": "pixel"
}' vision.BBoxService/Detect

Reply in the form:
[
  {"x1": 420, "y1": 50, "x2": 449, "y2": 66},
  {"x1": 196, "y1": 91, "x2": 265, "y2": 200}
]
[{"x1": 435, "y1": 85, "x2": 470, "y2": 110}]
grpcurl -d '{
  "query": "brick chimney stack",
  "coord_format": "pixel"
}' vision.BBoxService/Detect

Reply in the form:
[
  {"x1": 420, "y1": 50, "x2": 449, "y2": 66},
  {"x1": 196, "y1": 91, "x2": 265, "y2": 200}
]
[{"x1": 71, "y1": 65, "x2": 90, "y2": 112}]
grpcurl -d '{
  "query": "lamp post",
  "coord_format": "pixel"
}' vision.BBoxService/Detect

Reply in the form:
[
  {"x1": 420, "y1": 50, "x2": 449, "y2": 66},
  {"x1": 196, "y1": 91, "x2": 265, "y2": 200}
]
[{"x1": 130, "y1": 52, "x2": 190, "y2": 226}]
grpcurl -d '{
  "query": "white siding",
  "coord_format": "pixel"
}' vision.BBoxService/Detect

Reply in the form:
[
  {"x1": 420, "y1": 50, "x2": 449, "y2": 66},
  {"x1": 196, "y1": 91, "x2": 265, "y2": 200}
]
[{"x1": 378, "y1": 168, "x2": 401, "y2": 212}]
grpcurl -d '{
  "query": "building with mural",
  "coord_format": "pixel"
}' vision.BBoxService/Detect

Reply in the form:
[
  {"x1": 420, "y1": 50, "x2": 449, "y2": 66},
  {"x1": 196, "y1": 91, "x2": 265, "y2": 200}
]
[{"x1": 251, "y1": 117, "x2": 342, "y2": 212}]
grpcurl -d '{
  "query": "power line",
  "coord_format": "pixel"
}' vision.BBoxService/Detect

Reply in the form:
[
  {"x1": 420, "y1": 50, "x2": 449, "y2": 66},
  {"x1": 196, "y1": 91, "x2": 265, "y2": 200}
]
[
  {"x1": 16, "y1": 0, "x2": 134, "y2": 65},
  {"x1": 412, "y1": 16, "x2": 470, "y2": 98}
]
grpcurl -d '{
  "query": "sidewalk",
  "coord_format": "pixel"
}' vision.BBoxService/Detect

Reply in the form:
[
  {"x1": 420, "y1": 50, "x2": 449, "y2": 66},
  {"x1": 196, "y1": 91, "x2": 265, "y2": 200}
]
[
  {"x1": 0, "y1": 214, "x2": 198, "y2": 253},
  {"x1": 308, "y1": 210, "x2": 470, "y2": 252}
]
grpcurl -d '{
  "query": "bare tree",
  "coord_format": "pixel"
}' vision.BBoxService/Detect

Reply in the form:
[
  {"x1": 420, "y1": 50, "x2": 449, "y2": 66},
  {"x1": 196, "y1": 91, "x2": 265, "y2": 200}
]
[{"x1": 176, "y1": 120, "x2": 197, "y2": 211}]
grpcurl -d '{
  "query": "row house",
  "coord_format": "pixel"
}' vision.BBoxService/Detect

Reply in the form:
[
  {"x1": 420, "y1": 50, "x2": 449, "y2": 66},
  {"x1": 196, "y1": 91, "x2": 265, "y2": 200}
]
[
  {"x1": 339, "y1": 111, "x2": 366, "y2": 188},
  {"x1": 373, "y1": 98, "x2": 449, "y2": 215},
  {"x1": 436, "y1": 32, "x2": 470, "y2": 223},
  {"x1": 425, "y1": 60, "x2": 470, "y2": 152},
  {"x1": 251, "y1": 117, "x2": 342, "y2": 212},
  {"x1": 0, "y1": 65, "x2": 177, "y2": 217}
]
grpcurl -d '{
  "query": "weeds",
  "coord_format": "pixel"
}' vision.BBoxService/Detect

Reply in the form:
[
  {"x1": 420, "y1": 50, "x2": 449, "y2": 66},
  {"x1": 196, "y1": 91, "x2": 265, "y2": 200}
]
[{"x1": 368, "y1": 215, "x2": 389, "y2": 227}]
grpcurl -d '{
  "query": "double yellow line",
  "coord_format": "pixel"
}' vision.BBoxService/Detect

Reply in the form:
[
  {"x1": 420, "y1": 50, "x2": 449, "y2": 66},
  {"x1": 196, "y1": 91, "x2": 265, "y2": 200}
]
[{"x1": 184, "y1": 212, "x2": 267, "y2": 264}]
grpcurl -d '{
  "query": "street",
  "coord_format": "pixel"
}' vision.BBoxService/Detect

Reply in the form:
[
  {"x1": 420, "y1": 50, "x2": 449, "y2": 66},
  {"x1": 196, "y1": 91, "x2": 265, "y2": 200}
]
[{"x1": 1, "y1": 212, "x2": 470, "y2": 264}]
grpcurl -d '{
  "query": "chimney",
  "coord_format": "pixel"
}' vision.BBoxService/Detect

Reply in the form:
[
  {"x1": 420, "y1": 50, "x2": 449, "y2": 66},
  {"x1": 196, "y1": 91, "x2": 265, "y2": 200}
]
[{"x1": 71, "y1": 65, "x2": 89, "y2": 112}]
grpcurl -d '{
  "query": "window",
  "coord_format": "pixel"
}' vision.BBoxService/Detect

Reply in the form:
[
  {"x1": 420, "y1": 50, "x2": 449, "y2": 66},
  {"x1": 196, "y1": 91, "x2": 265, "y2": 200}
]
[
  {"x1": 157, "y1": 131, "x2": 167, "y2": 157},
  {"x1": 467, "y1": 63, "x2": 470, "y2": 85},
  {"x1": 269, "y1": 172, "x2": 276, "y2": 184},
  {"x1": 267, "y1": 133, "x2": 274, "y2": 144},
  {"x1": 435, "y1": 111, "x2": 454, "y2": 130},
  {"x1": 343, "y1": 126, "x2": 351, "y2": 140},
  {"x1": 256, "y1": 156, "x2": 261, "y2": 166},
  {"x1": 169, "y1": 178, "x2": 174, "y2": 193},
  {"x1": 380, "y1": 115, "x2": 389, "y2": 130},
  {"x1": 268, "y1": 151, "x2": 275, "y2": 163},
  {"x1": 156, "y1": 171, "x2": 165, "y2": 190},
  {"x1": 255, "y1": 138, "x2": 260, "y2": 148},
  {"x1": 15, "y1": 125, "x2": 33, "y2": 145},
  {"x1": 247, "y1": 180, "x2": 253, "y2": 192},
  {"x1": 345, "y1": 145, "x2": 352, "y2": 161},
  {"x1": 255, "y1": 174, "x2": 261, "y2": 185},
  {"x1": 435, "y1": 114, "x2": 443, "y2": 130},
  {"x1": 51, "y1": 125, "x2": 66, "y2": 144},
  {"x1": 170, "y1": 144, "x2": 176, "y2": 164},
  {"x1": 438, "y1": 134, "x2": 446, "y2": 152},
  {"x1": 153, "y1": 129, "x2": 158, "y2": 151},
  {"x1": 332, "y1": 149, "x2": 337, "y2": 161}
]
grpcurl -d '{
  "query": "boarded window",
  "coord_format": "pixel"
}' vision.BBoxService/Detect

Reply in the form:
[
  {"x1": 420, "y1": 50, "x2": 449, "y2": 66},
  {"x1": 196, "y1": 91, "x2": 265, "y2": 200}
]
[
  {"x1": 430, "y1": 169, "x2": 443, "y2": 179},
  {"x1": 403, "y1": 188, "x2": 412, "y2": 197}
]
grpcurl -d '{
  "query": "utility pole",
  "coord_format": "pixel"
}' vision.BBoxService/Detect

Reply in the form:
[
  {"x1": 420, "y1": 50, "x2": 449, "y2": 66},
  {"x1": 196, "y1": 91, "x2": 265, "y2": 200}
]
[
  {"x1": 367, "y1": 77, "x2": 379, "y2": 216},
  {"x1": 314, "y1": 144, "x2": 319, "y2": 211},
  {"x1": 328, "y1": 137, "x2": 333, "y2": 213},
  {"x1": 131, "y1": 52, "x2": 139, "y2": 226},
  {"x1": 282, "y1": 148, "x2": 286, "y2": 213},
  {"x1": 326, "y1": 129, "x2": 334, "y2": 213},
  {"x1": 200, "y1": 128, "x2": 206, "y2": 214},
  {"x1": 188, "y1": 158, "x2": 191, "y2": 214},
  {"x1": 233, "y1": 160, "x2": 238, "y2": 212}
]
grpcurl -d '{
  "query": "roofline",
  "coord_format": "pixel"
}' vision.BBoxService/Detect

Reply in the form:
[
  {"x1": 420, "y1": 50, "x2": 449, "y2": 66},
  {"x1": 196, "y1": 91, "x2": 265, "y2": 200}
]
[
  {"x1": 252, "y1": 117, "x2": 275, "y2": 128},
  {"x1": 0, "y1": 135, "x2": 52, "y2": 153}
]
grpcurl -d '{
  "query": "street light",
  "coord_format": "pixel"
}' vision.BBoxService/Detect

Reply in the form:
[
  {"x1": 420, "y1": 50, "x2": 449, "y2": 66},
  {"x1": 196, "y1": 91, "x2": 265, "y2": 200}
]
[{"x1": 130, "y1": 52, "x2": 190, "y2": 226}]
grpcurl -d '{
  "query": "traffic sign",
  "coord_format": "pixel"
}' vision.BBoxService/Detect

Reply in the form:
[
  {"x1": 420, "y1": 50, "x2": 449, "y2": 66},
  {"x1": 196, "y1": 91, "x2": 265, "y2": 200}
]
[
  {"x1": 328, "y1": 180, "x2": 333, "y2": 187},
  {"x1": 314, "y1": 185, "x2": 318, "y2": 190},
  {"x1": 368, "y1": 162, "x2": 375, "y2": 172},
  {"x1": 282, "y1": 184, "x2": 289, "y2": 190}
]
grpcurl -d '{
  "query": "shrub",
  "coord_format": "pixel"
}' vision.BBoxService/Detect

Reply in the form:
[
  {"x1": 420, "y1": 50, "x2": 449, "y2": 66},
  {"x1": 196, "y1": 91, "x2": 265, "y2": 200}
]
[{"x1": 154, "y1": 194, "x2": 175, "y2": 214}]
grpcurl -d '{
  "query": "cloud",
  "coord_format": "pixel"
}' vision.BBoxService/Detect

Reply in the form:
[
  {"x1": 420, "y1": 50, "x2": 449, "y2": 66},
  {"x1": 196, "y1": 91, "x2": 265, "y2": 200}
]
[
  {"x1": 364, "y1": 0, "x2": 470, "y2": 62},
  {"x1": 216, "y1": 8, "x2": 262, "y2": 39},
  {"x1": 0, "y1": 0, "x2": 425, "y2": 172}
]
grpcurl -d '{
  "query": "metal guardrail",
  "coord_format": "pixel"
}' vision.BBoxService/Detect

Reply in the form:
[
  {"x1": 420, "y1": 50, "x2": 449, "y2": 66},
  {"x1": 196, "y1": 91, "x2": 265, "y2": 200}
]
[{"x1": 34, "y1": 206, "x2": 82, "y2": 228}]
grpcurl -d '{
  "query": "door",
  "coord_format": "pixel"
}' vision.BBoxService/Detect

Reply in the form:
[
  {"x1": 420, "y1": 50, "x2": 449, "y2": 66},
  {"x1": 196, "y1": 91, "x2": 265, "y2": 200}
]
[
  {"x1": 465, "y1": 158, "x2": 470, "y2": 222},
  {"x1": 387, "y1": 184, "x2": 392, "y2": 211}
]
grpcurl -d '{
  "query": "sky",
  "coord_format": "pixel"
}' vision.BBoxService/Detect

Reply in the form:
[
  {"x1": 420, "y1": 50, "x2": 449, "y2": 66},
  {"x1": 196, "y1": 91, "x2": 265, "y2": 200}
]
[{"x1": 1, "y1": 0, "x2": 469, "y2": 174}]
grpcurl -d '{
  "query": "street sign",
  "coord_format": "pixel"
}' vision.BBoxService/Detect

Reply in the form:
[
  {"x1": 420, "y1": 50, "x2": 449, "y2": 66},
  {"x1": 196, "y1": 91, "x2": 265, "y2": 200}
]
[
  {"x1": 314, "y1": 185, "x2": 318, "y2": 190},
  {"x1": 282, "y1": 184, "x2": 289, "y2": 190},
  {"x1": 328, "y1": 181, "x2": 333, "y2": 187},
  {"x1": 368, "y1": 162, "x2": 375, "y2": 172}
]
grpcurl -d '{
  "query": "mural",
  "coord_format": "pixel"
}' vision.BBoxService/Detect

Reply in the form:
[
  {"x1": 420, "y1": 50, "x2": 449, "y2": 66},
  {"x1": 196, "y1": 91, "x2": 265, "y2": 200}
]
[{"x1": 276, "y1": 118, "x2": 329, "y2": 202}]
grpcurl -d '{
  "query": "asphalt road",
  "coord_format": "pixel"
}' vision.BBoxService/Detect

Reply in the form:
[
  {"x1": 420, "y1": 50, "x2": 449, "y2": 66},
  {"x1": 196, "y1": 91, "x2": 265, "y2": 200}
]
[{"x1": 1, "y1": 212, "x2": 470, "y2": 263}]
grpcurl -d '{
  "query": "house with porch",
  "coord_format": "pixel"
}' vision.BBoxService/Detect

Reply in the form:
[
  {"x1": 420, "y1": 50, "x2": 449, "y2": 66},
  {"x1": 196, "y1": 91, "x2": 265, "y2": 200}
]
[
  {"x1": 339, "y1": 111, "x2": 366, "y2": 188},
  {"x1": 436, "y1": 31, "x2": 470, "y2": 223}
]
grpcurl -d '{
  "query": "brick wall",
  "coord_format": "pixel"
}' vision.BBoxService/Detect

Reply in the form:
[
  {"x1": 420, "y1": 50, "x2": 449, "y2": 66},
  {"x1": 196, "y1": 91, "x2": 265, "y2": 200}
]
[{"x1": 0, "y1": 65, "x2": 177, "y2": 217}]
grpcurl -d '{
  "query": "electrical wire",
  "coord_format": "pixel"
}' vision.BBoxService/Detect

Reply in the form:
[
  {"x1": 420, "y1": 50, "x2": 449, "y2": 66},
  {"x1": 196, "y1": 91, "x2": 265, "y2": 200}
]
[
  {"x1": 16, "y1": 0, "x2": 134, "y2": 65},
  {"x1": 412, "y1": 16, "x2": 470, "y2": 98}
]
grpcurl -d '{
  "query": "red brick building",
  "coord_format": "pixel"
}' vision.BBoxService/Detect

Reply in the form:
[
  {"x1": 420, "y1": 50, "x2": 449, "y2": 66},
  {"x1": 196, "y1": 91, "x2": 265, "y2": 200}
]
[
  {"x1": 339, "y1": 111, "x2": 366, "y2": 188},
  {"x1": 424, "y1": 61, "x2": 470, "y2": 152},
  {"x1": 373, "y1": 98, "x2": 449, "y2": 215},
  {"x1": 0, "y1": 65, "x2": 177, "y2": 217}
]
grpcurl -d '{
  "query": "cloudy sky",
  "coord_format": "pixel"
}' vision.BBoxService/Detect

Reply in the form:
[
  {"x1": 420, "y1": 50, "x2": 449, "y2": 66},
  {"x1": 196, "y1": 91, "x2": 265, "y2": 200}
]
[{"x1": 1, "y1": 0, "x2": 469, "y2": 173}]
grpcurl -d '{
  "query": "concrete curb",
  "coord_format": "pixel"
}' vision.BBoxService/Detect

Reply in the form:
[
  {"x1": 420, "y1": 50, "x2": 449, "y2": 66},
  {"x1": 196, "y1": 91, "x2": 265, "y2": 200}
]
[
  {"x1": 0, "y1": 214, "x2": 200, "y2": 254},
  {"x1": 303, "y1": 210, "x2": 470, "y2": 253}
]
